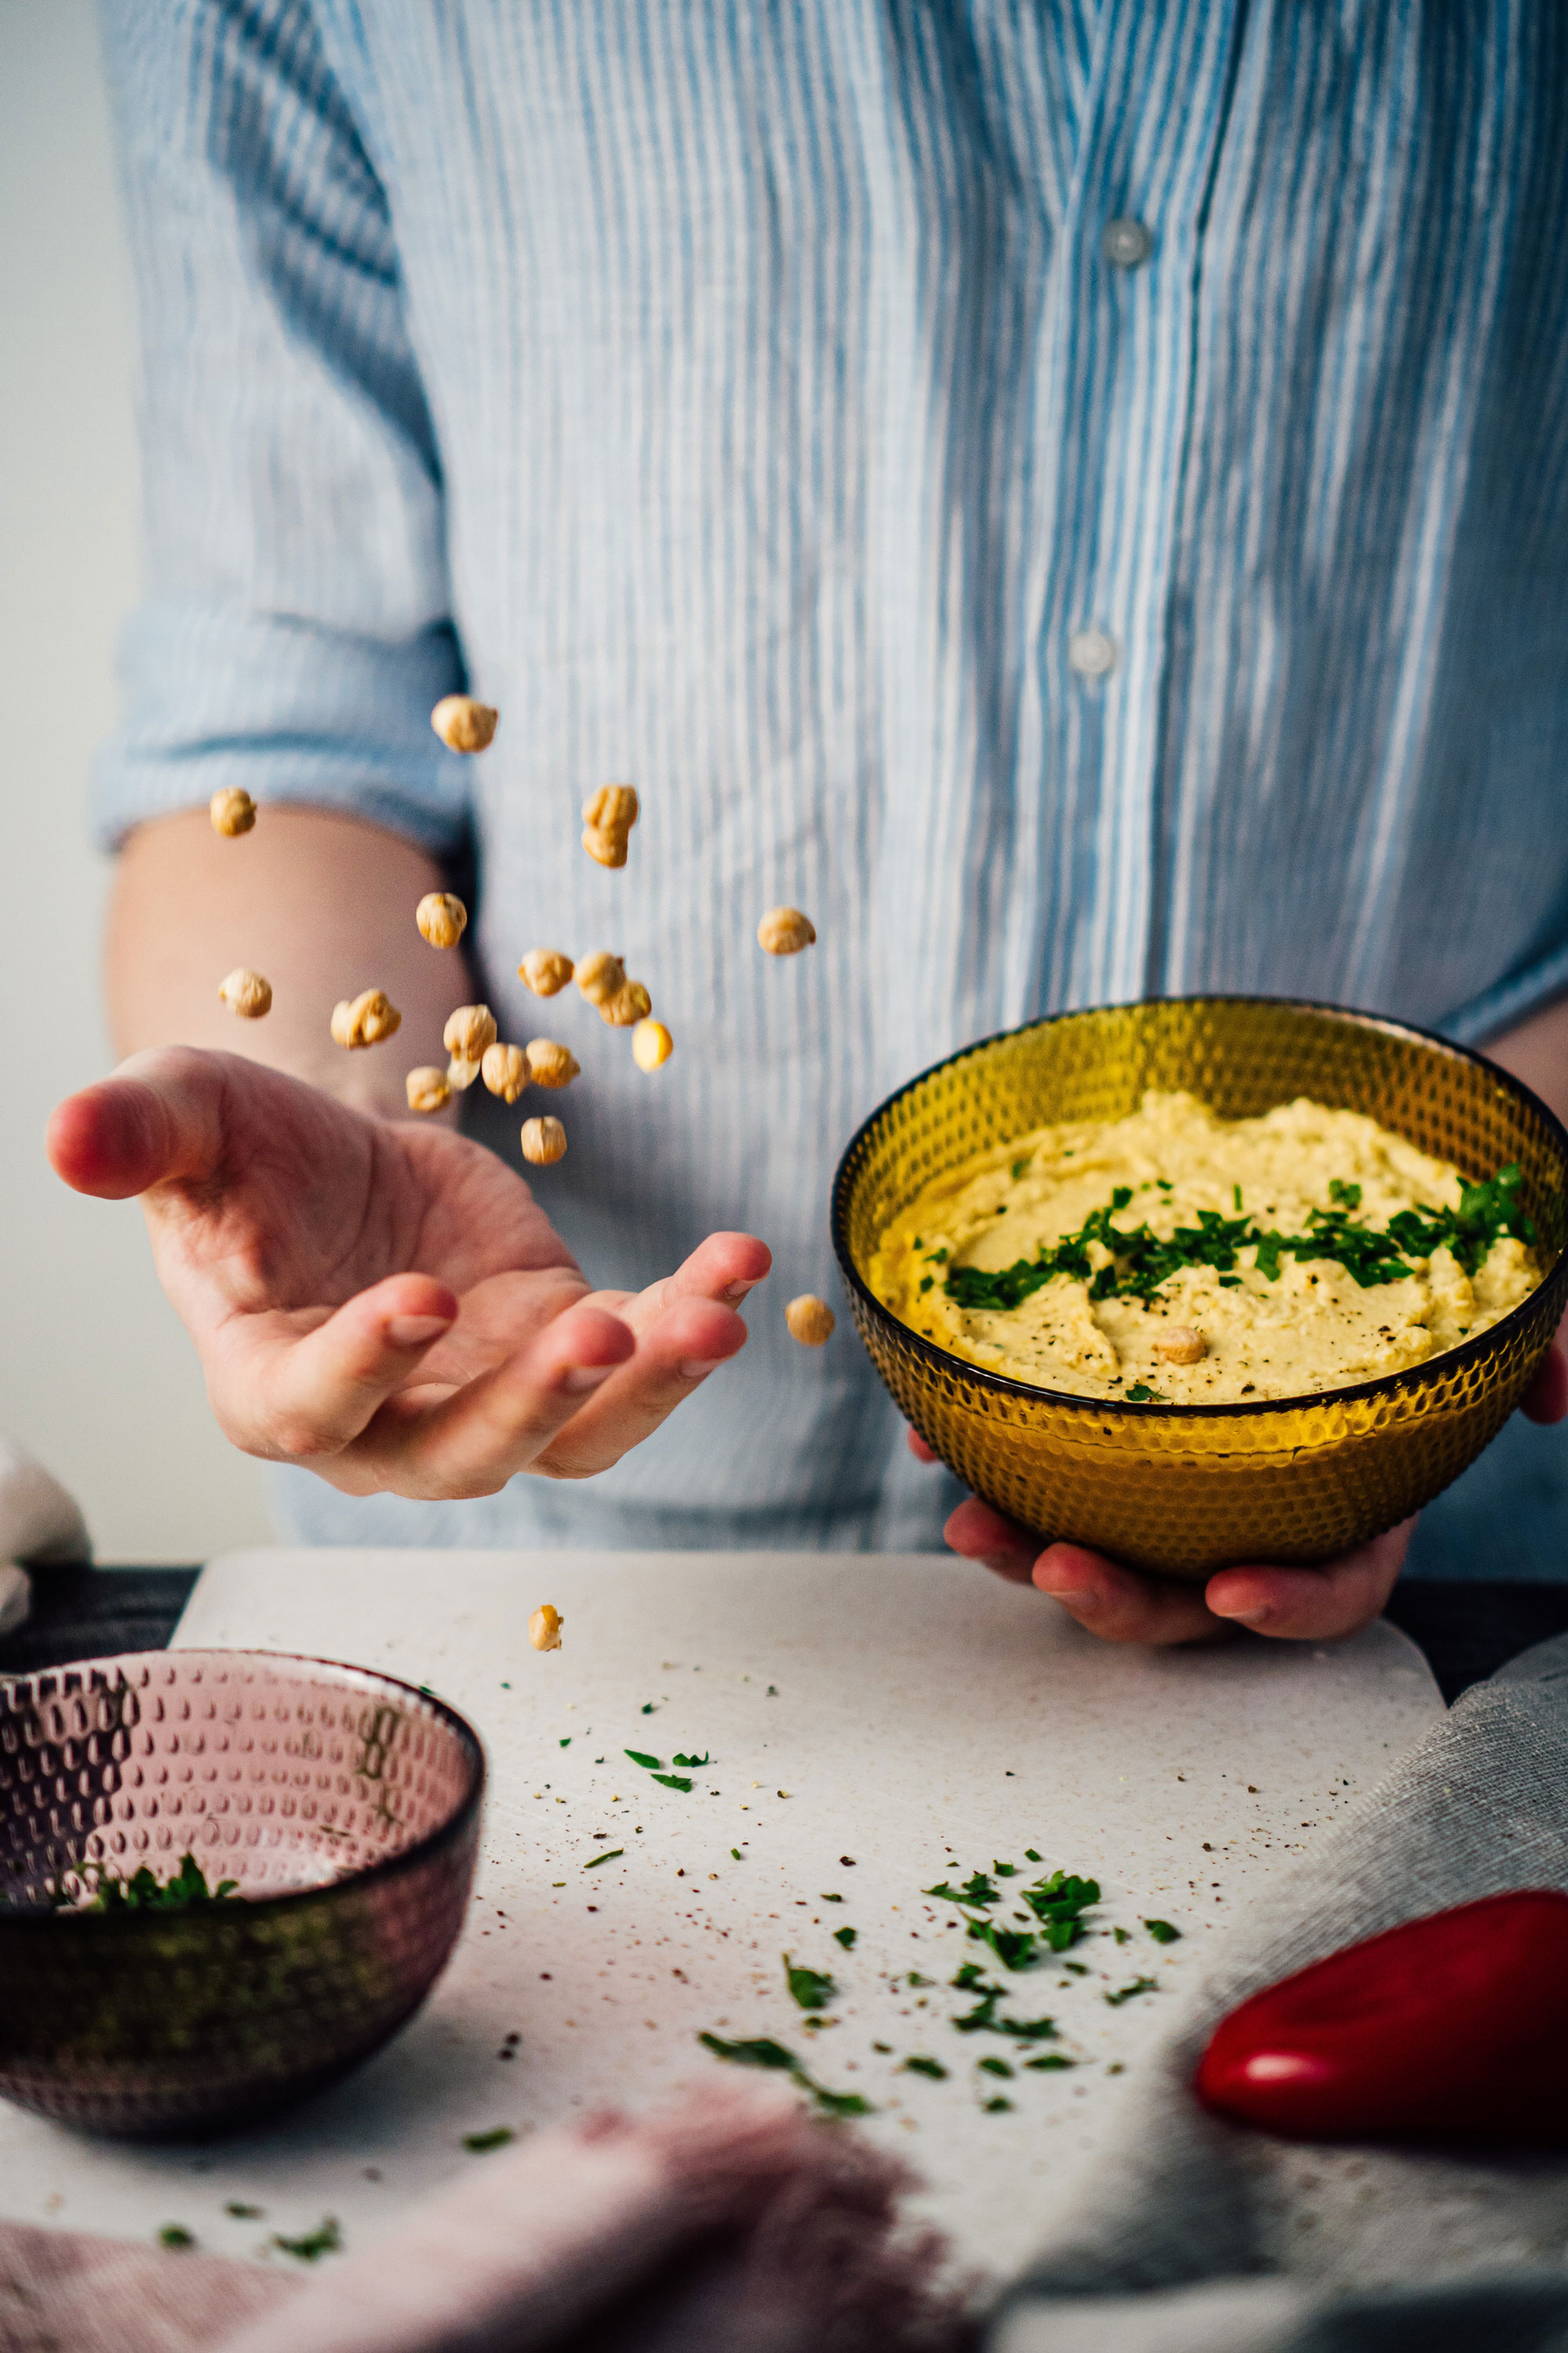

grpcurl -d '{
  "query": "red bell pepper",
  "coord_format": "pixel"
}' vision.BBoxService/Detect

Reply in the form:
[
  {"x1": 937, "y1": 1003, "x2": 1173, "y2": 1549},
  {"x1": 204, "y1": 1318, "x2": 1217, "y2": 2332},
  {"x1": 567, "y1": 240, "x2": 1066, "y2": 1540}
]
[{"x1": 1195, "y1": 1890, "x2": 1568, "y2": 2145}]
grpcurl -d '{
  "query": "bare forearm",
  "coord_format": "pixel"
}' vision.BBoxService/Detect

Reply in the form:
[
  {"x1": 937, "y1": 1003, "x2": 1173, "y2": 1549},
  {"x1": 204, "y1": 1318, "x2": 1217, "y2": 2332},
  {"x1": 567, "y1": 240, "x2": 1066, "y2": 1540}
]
[
  {"x1": 1487, "y1": 995, "x2": 1568, "y2": 1132},
  {"x1": 105, "y1": 806, "x2": 467, "y2": 1117}
]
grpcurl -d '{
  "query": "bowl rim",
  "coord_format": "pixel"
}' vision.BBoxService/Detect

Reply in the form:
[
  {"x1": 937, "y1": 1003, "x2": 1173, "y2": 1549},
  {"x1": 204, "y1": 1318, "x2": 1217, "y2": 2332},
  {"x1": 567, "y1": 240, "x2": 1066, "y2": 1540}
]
[
  {"x1": 0, "y1": 1648, "x2": 486, "y2": 1931},
  {"x1": 830, "y1": 992, "x2": 1568, "y2": 1424}
]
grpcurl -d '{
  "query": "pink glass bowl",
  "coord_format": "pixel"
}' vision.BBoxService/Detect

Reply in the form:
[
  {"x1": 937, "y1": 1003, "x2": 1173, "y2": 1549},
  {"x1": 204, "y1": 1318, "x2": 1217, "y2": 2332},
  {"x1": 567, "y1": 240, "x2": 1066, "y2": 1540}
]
[{"x1": 0, "y1": 1650, "x2": 484, "y2": 2138}]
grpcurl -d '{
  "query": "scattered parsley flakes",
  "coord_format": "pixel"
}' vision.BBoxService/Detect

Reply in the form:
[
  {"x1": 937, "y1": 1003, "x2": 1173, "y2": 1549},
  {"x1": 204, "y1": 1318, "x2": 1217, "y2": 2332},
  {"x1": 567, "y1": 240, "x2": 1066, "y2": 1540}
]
[
  {"x1": 641, "y1": 1703, "x2": 656, "y2": 1715},
  {"x1": 272, "y1": 2218, "x2": 341, "y2": 2263},
  {"x1": 559, "y1": 1737, "x2": 571, "y2": 1748},
  {"x1": 982, "y1": 2096, "x2": 1013, "y2": 2114},
  {"x1": 462, "y1": 2128, "x2": 516, "y2": 2154},
  {"x1": 158, "y1": 2225, "x2": 195, "y2": 2250},
  {"x1": 833, "y1": 1925, "x2": 857, "y2": 1951},
  {"x1": 977, "y1": 2056, "x2": 1013, "y2": 2078},
  {"x1": 698, "y1": 2032, "x2": 870, "y2": 2118},
  {"x1": 624, "y1": 1749, "x2": 661, "y2": 1769},
  {"x1": 902, "y1": 2056, "x2": 948, "y2": 2079},
  {"x1": 1113, "y1": 1926, "x2": 1130, "y2": 1944},
  {"x1": 71, "y1": 1852, "x2": 239, "y2": 1915},
  {"x1": 1024, "y1": 1848, "x2": 1042, "y2": 1863},
  {"x1": 672, "y1": 1753, "x2": 711, "y2": 1768},
  {"x1": 1105, "y1": 1976, "x2": 1160, "y2": 2007},
  {"x1": 1011, "y1": 1158, "x2": 1031, "y2": 1180},
  {"x1": 652, "y1": 1772, "x2": 694, "y2": 1792},
  {"x1": 584, "y1": 1849, "x2": 623, "y2": 1869},
  {"x1": 1024, "y1": 2053, "x2": 1078, "y2": 2071},
  {"x1": 784, "y1": 1955, "x2": 837, "y2": 2012},
  {"x1": 1144, "y1": 1918, "x2": 1181, "y2": 1943},
  {"x1": 731, "y1": 1848, "x2": 742, "y2": 1861},
  {"x1": 225, "y1": 2202, "x2": 263, "y2": 2220},
  {"x1": 820, "y1": 1892, "x2": 843, "y2": 1903}
]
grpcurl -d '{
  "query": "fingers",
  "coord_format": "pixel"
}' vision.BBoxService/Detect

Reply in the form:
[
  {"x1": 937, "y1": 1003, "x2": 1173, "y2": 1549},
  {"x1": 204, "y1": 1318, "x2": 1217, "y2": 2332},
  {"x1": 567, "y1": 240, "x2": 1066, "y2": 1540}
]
[
  {"x1": 1031, "y1": 1543, "x2": 1229, "y2": 1644},
  {"x1": 46, "y1": 1051, "x2": 227, "y2": 1198},
  {"x1": 208, "y1": 1275, "x2": 461, "y2": 1458},
  {"x1": 906, "y1": 1426, "x2": 940, "y2": 1465},
  {"x1": 1204, "y1": 1518, "x2": 1414, "y2": 1641},
  {"x1": 943, "y1": 1497, "x2": 1043, "y2": 1586},
  {"x1": 363, "y1": 1295, "x2": 744, "y2": 1495},
  {"x1": 1521, "y1": 1337, "x2": 1568, "y2": 1426},
  {"x1": 589, "y1": 1232, "x2": 773, "y2": 1331}
]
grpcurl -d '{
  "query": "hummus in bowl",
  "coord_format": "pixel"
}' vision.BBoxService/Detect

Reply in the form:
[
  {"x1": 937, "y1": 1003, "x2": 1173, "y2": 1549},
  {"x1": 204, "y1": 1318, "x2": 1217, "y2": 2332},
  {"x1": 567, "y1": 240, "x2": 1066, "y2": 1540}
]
[{"x1": 869, "y1": 1090, "x2": 1541, "y2": 1407}]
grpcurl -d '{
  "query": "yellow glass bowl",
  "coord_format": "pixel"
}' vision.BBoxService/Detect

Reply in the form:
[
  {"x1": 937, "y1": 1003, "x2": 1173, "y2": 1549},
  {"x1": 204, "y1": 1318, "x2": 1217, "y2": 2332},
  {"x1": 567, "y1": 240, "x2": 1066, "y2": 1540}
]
[{"x1": 832, "y1": 997, "x2": 1568, "y2": 1579}]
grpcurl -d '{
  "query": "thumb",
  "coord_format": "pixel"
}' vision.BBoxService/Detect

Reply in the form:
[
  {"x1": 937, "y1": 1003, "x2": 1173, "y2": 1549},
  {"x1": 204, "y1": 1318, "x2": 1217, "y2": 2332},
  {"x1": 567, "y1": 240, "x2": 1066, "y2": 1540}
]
[{"x1": 46, "y1": 1047, "x2": 229, "y2": 1199}]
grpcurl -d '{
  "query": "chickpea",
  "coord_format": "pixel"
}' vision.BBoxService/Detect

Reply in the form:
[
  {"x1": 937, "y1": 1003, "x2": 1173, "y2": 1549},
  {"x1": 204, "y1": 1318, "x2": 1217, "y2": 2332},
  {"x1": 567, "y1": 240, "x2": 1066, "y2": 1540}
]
[
  {"x1": 575, "y1": 949, "x2": 626, "y2": 1007},
  {"x1": 521, "y1": 1115, "x2": 567, "y2": 1167},
  {"x1": 600, "y1": 978, "x2": 652, "y2": 1027},
  {"x1": 1151, "y1": 1327, "x2": 1208, "y2": 1366},
  {"x1": 209, "y1": 786, "x2": 256, "y2": 838},
  {"x1": 518, "y1": 947, "x2": 575, "y2": 997},
  {"x1": 529, "y1": 1604, "x2": 564, "y2": 1652},
  {"x1": 218, "y1": 967, "x2": 271, "y2": 1019},
  {"x1": 331, "y1": 989, "x2": 402, "y2": 1049},
  {"x1": 446, "y1": 1056, "x2": 482, "y2": 1091},
  {"x1": 785, "y1": 1294, "x2": 835, "y2": 1346},
  {"x1": 481, "y1": 1041, "x2": 529, "y2": 1104},
  {"x1": 581, "y1": 784, "x2": 638, "y2": 867},
  {"x1": 631, "y1": 1018, "x2": 673, "y2": 1070},
  {"x1": 757, "y1": 906, "x2": 817, "y2": 956},
  {"x1": 416, "y1": 891, "x2": 467, "y2": 949},
  {"x1": 443, "y1": 1003, "x2": 498, "y2": 1062},
  {"x1": 430, "y1": 694, "x2": 499, "y2": 753},
  {"x1": 406, "y1": 1065, "x2": 451, "y2": 1114},
  {"x1": 526, "y1": 1039, "x2": 580, "y2": 1088}
]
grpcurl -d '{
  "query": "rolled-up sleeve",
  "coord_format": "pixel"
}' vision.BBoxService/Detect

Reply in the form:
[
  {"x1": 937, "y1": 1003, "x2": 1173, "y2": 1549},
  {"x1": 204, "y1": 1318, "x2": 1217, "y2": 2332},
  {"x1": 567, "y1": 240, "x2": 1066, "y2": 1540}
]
[{"x1": 93, "y1": 0, "x2": 469, "y2": 854}]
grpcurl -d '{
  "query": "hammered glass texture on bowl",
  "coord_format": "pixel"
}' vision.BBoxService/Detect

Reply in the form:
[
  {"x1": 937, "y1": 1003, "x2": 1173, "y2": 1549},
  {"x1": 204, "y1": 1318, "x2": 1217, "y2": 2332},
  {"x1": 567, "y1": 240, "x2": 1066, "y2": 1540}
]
[
  {"x1": 833, "y1": 997, "x2": 1568, "y2": 1579},
  {"x1": 0, "y1": 1651, "x2": 484, "y2": 2137}
]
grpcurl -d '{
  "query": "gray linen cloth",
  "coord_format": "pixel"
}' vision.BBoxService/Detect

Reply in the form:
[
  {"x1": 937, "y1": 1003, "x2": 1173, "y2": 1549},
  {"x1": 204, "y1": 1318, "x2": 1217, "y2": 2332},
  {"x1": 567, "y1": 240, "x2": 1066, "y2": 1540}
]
[{"x1": 988, "y1": 1631, "x2": 1568, "y2": 2353}]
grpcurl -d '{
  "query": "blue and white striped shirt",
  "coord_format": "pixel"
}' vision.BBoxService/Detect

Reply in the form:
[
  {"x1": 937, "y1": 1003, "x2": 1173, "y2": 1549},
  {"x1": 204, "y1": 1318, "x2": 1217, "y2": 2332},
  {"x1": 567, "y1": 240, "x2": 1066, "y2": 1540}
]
[{"x1": 96, "y1": 0, "x2": 1568, "y2": 1564}]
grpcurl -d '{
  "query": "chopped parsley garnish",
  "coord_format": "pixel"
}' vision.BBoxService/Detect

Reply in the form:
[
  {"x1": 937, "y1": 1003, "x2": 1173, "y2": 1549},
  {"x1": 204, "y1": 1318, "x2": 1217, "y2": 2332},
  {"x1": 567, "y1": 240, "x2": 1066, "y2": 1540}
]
[
  {"x1": 625, "y1": 1749, "x2": 661, "y2": 1769},
  {"x1": 158, "y1": 2224, "x2": 195, "y2": 2250},
  {"x1": 902, "y1": 2055, "x2": 948, "y2": 2079},
  {"x1": 671, "y1": 1752, "x2": 711, "y2": 1768},
  {"x1": 923, "y1": 1870, "x2": 1000, "y2": 1907},
  {"x1": 1123, "y1": 1383, "x2": 1158, "y2": 1403},
  {"x1": 698, "y1": 2032, "x2": 870, "y2": 2118},
  {"x1": 1011, "y1": 1158, "x2": 1031, "y2": 1180},
  {"x1": 732, "y1": 1848, "x2": 743, "y2": 1860},
  {"x1": 225, "y1": 2202, "x2": 263, "y2": 2220},
  {"x1": 462, "y1": 2127, "x2": 515, "y2": 2153},
  {"x1": 559, "y1": 1737, "x2": 571, "y2": 1747},
  {"x1": 71, "y1": 1852, "x2": 239, "y2": 1914},
  {"x1": 944, "y1": 1164, "x2": 1533, "y2": 1314},
  {"x1": 982, "y1": 2096, "x2": 1013, "y2": 2113},
  {"x1": 1144, "y1": 1918, "x2": 1181, "y2": 1943},
  {"x1": 1021, "y1": 1871, "x2": 1101, "y2": 1950},
  {"x1": 652, "y1": 1773, "x2": 693, "y2": 1792},
  {"x1": 584, "y1": 1848, "x2": 623, "y2": 1869},
  {"x1": 1024, "y1": 1848, "x2": 1042, "y2": 1863},
  {"x1": 784, "y1": 1955, "x2": 837, "y2": 2011},
  {"x1": 977, "y1": 2056, "x2": 1013, "y2": 2078},
  {"x1": 1024, "y1": 2053, "x2": 1078, "y2": 2071},
  {"x1": 1104, "y1": 1976, "x2": 1160, "y2": 2007},
  {"x1": 948, "y1": 1968, "x2": 1057, "y2": 2040},
  {"x1": 834, "y1": 1925, "x2": 857, "y2": 1950},
  {"x1": 272, "y1": 2218, "x2": 341, "y2": 2263}
]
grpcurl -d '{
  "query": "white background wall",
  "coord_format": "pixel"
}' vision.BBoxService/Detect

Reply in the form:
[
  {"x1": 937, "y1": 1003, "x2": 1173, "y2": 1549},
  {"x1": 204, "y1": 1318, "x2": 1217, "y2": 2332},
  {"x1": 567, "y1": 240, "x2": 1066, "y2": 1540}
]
[{"x1": 0, "y1": 1, "x2": 271, "y2": 1559}]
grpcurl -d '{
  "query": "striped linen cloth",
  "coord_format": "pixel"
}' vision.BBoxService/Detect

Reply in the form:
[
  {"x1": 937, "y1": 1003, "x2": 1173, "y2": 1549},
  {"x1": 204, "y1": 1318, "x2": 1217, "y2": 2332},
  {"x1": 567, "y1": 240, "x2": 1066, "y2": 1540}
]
[{"x1": 94, "y1": 0, "x2": 1568, "y2": 1561}]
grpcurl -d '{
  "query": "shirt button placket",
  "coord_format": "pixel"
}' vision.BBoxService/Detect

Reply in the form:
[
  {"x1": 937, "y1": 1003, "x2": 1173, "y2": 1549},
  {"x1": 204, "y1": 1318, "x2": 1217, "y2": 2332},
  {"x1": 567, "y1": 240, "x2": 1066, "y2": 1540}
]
[
  {"x1": 1101, "y1": 216, "x2": 1154, "y2": 270},
  {"x1": 1068, "y1": 625, "x2": 1118, "y2": 679}
]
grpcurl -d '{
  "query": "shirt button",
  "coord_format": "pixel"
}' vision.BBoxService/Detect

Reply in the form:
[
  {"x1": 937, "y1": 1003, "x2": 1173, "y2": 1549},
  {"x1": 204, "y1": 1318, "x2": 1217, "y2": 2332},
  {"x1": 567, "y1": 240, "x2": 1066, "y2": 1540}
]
[
  {"x1": 1101, "y1": 217, "x2": 1154, "y2": 270},
  {"x1": 1068, "y1": 626, "x2": 1117, "y2": 679}
]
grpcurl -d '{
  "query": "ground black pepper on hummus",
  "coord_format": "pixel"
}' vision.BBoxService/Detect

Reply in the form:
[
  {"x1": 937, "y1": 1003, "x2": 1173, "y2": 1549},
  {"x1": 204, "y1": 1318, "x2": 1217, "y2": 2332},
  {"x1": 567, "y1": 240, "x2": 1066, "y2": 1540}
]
[{"x1": 868, "y1": 1091, "x2": 1540, "y2": 1403}]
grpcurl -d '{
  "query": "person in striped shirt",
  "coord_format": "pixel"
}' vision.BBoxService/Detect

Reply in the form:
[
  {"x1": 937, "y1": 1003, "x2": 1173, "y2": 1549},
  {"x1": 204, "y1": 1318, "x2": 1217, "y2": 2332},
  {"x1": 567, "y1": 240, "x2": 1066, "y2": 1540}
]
[{"x1": 49, "y1": 1, "x2": 1568, "y2": 1643}]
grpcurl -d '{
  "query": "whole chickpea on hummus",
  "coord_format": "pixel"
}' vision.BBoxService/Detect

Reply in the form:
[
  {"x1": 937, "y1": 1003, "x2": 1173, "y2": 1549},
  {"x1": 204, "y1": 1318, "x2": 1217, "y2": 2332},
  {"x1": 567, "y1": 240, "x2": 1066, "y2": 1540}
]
[{"x1": 869, "y1": 1091, "x2": 1541, "y2": 1405}]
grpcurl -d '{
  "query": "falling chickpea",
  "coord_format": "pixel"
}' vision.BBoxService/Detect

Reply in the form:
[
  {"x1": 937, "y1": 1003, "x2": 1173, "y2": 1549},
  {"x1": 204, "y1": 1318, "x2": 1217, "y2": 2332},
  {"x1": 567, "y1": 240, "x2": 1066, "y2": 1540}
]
[
  {"x1": 581, "y1": 783, "x2": 638, "y2": 869},
  {"x1": 481, "y1": 1042, "x2": 529, "y2": 1104},
  {"x1": 600, "y1": 978, "x2": 652, "y2": 1027},
  {"x1": 406, "y1": 1066, "x2": 451, "y2": 1114},
  {"x1": 331, "y1": 989, "x2": 402, "y2": 1049},
  {"x1": 632, "y1": 1018, "x2": 673, "y2": 1071},
  {"x1": 444, "y1": 1003, "x2": 498, "y2": 1062},
  {"x1": 416, "y1": 891, "x2": 467, "y2": 949},
  {"x1": 785, "y1": 1294, "x2": 835, "y2": 1346},
  {"x1": 518, "y1": 948, "x2": 574, "y2": 997},
  {"x1": 209, "y1": 786, "x2": 256, "y2": 838},
  {"x1": 218, "y1": 967, "x2": 271, "y2": 1020},
  {"x1": 1152, "y1": 1327, "x2": 1208, "y2": 1366},
  {"x1": 575, "y1": 949, "x2": 626, "y2": 1007},
  {"x1": 447, "y1": 1057, "x2": 482, "y2": 1091},
  {"x1": 529, "y1": 1604, "x2": 563, "y2": 1652},
  {"x1": 526, "y1": 1039, "x2": 580, "y2": 1088},
  {"x1": 757, "y1": 906, "x2": 817, "y2": 956},
  {"x1": 430, "y1": 695, "x2": 498, "y2": 754},
  {"x1": 521, "y1": 1116, "x2": 567, "y2": 1167}
]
